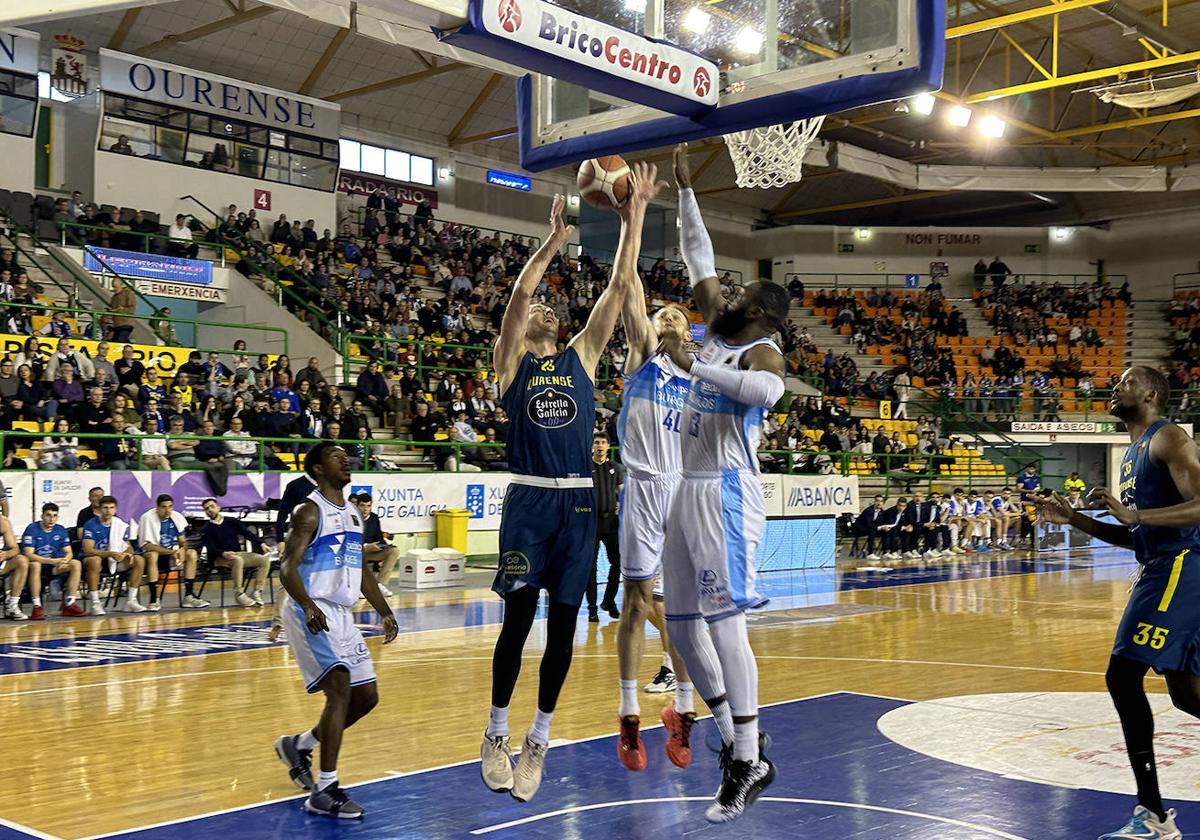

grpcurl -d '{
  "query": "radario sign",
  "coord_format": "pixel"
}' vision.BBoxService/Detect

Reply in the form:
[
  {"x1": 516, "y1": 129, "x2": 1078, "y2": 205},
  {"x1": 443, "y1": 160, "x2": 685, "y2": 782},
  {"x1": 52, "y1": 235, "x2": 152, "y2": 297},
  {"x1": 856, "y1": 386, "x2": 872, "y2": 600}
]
[{"x1": 448, "y1": 0, "x2": 718, "y2": 115}]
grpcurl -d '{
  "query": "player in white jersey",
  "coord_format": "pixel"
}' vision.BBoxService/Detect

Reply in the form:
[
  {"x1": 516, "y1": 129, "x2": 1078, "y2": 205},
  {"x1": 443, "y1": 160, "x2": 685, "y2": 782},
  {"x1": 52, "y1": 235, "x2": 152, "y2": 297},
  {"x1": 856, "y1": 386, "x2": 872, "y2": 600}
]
[
  {"x1": 274, "y1": 442, "x2": 398, "y2": 821},
  {"x1": 613, "y1": 263, "x2": 696, "y2": 772},
  {"x1": 655, "y1": 144, "x2": 787, "y2": 824}
]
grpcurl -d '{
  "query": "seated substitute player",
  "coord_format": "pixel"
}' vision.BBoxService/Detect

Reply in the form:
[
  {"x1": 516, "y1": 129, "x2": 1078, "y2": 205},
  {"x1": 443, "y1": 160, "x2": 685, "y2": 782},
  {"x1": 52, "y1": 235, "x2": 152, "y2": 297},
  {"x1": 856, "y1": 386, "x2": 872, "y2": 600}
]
[
  {"x1": 81, "y1": 496, "x2": 145, "y2": 615},
  {"x1": 481, "y1": 174, "x2": 661, "y2": 803},
  {"x1": 655, "y1": 143, "x2": 786, "y2": 823},
  {"x1": 351, "y1": 493, "x2": 399, "y2": 599},
  {"x1": 21, "y1": 502, "x2": 83, "y2": 619},
  {"x1": 273, "y1": 442, "x2": 398, "y2": 820},
  {"x1": 136, "y1": 494, "x2": 209, "y2": 610},
  {"x1": 1037, "y1": 366, "x2": 1200, "y2": 840},
  {"x1": 0, "y1": 514, "x2": 28, "y2": 621}
]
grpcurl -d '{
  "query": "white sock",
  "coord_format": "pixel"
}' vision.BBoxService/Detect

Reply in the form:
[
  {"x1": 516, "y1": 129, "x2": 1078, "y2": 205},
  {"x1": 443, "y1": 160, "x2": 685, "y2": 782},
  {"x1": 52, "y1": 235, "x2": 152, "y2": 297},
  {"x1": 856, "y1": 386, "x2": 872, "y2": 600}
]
[
  {"x1": 296, "y1": 729, "x2": 318, "y2": 751},
  {"x1": 65, "y1": 595, "x2": 76, "y2": 606},
  {"x1": 88, "y1": 591, "x2": 100, "y2": 603},
  {"x1": 675, "y1": 682, "x2": 695, "y2": 715},
  {"x1": 126, "y1": 589, "x2": 139, "y2": 603},
  {"x1": 734, "y1": 719, "x2": 759, "y2": 764},
  {"x1": 32, "y1": 596, "x2": 41, "y2": 607},
  {"x1": 5, "y1": 596, "x2": 16, "y2": 608},
  {"x1": 529, "y1": 709, "x2": 553, "y2": 745},
  {"x1": 316, "y1": 770, "x2": 337, "y2": 792},
  {"x1": 486, "y1": 705, "x2": 509, "y2": 738},
  {"x1": 711, "y1": 701, "x2": 735, "y2": 746},
  {"x1": 662, "y1": 650, "x2": 673, "y2": 670},
  {"x1": 619, "y1": 679, "x2": 639, "y2": 718}
]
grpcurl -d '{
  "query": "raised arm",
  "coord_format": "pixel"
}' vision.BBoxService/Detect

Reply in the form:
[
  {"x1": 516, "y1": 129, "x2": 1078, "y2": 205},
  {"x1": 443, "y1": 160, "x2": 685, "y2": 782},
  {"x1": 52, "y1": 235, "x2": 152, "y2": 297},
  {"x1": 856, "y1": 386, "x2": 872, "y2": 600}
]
[
  {"x1": 571, "y1": 162, "x2": 667, "y2": 379},
  {"x1": 620, "y1": 263, "x2": 657, "y2": 376},
  {"x1": 673, "y1": 143, "x2": 726, "y2": 325},
  {"x1": 494, "y1": 194, "x2": 574, "y2": 393},
  {"x1": 661, "y1": 335, "x2": 786, "y2": 410}
]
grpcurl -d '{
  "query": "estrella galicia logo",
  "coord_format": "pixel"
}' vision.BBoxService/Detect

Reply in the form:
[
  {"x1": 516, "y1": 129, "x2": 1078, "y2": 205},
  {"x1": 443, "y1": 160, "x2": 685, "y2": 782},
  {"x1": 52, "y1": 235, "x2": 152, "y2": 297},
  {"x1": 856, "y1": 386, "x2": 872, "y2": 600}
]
[
  {"x1": 528, "y1": 387, "x2": 577, "y2": 429},
  {"x1": 497, "y1": 0, "x2": 522, "y2": 33},
  {"x1": 350, "y1": 484, "x2": 373, "y2": 500},
  {"x1": 501, "y1": 550, "x2": 530, "y2": 576},
  {"x1": 466, "y1": 484, "x2": 485, "y2": 519}
]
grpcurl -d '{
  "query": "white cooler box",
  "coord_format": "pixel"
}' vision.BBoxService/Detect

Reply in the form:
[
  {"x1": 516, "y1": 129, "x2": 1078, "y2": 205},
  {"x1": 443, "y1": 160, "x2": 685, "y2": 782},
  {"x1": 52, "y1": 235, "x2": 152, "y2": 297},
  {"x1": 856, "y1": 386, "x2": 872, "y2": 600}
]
[{"x1": 397, "y1": 548, "x2": 466, "y2": 589}]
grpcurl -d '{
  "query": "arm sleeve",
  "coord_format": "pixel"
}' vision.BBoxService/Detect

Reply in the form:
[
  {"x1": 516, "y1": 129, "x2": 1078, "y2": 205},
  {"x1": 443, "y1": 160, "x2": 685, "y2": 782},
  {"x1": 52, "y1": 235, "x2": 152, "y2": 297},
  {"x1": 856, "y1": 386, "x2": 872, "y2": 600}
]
[
  {"x1": 689, "y1": 360, "x2": 785, "y2": 409},
  {"x1": 678, "y1": 188, "x2": 715, "y2": 286}
]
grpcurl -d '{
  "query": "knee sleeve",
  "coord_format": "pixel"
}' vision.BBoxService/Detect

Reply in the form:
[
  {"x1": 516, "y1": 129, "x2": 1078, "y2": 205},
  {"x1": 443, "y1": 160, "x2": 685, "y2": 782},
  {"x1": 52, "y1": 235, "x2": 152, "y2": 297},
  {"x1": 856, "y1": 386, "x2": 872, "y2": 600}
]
[
  {"x1": 667, "y1": 617, "x2": 725, "y2": 702},
  {"x1": 709, "y1": 613, "x2": 758, "y2": 718}
]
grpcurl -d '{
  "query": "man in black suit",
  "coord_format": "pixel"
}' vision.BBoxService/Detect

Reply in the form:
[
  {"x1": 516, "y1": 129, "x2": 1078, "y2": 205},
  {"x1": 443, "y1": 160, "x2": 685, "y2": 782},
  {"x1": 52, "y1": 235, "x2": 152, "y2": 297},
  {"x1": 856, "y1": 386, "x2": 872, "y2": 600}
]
[
  {"x1": 914, "y1": 490, "x2": 949, "y2": 557},
  {"x1": 878, "y1": 497, "x2": 915, "y2": 560},
  {"x1": 853, "y1": 495, "x2": 886, "y2": 559}
]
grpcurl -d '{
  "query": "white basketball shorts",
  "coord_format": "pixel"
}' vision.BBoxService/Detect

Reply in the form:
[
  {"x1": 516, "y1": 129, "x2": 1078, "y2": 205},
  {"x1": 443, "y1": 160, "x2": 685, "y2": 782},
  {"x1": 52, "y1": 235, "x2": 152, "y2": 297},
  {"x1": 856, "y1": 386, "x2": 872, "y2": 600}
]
[
  {"x1": 620, "y1": 472, "x2": 681, "y2": 582},
  {"x1": 282, "y1": 595, "x2": 376, "y2": 693},
  {"x1": 662, "y1": 469, "x2": 769, "y2": 623}
]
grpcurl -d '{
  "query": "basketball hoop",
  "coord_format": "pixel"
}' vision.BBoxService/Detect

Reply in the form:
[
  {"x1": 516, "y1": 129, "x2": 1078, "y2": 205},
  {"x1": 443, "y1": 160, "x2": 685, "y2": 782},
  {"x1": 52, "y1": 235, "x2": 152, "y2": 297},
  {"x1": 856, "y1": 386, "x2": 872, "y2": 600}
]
[{"x1": 723, "y1": 116, "x2": 826, "y2": 189}]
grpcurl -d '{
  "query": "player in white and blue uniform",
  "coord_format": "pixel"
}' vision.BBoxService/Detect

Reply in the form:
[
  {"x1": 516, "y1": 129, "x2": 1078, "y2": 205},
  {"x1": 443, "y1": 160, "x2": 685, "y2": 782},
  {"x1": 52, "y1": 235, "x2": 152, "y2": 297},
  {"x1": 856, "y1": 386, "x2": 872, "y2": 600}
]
[
  {"x1": 80, "y1": 496, "x2": 144, "y2": 616},
  {"x1": 612, "y1": 284, "x2": 697, "y2": 772},
  {"x1": 274, "y1": 442, "x2": 397, "y2": 821},
  {"x1": 654, "y1": 144, "x2": 787, "y2": 824}
]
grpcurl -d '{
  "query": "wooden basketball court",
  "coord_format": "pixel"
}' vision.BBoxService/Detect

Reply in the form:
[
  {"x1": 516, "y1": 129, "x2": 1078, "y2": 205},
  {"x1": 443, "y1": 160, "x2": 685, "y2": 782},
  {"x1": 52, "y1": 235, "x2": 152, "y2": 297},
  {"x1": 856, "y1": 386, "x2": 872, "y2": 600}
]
[{"x1": 0, "y1": 546, "x2": 1189, "y2": 839}]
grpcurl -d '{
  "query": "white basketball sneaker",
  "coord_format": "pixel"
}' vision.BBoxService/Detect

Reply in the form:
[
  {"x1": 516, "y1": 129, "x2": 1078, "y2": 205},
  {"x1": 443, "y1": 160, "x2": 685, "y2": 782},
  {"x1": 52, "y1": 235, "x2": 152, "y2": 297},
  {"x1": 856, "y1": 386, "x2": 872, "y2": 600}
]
[
  {"x1": 1098, "y1": 806, "x2": 1181, "y2": 840},
  {"x1": 480, "y1": 733, "x2": 515, "y2": 793},
  {"x1": 510, "y1": 735, "x2": 548, "y2": 802}
]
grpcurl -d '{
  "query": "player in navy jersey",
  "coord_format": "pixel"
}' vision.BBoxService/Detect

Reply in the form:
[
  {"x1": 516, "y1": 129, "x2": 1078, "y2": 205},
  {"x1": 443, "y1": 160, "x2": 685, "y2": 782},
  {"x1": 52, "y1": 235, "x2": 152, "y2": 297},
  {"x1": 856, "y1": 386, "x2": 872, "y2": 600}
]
[
  {"x1": 480, "y1": 168, "x2": 666, "y2": 803},
  {"x1": 1037, "y1": 366, "x2": 1200, "y2": 840}
]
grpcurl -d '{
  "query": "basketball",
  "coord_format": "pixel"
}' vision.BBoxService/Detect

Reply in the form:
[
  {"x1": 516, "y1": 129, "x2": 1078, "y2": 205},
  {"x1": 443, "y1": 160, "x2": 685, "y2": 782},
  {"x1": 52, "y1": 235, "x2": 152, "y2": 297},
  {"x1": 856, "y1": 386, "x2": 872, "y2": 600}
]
[{"x1": 577, "y1": 156, "x2": 632, "y2": 210}]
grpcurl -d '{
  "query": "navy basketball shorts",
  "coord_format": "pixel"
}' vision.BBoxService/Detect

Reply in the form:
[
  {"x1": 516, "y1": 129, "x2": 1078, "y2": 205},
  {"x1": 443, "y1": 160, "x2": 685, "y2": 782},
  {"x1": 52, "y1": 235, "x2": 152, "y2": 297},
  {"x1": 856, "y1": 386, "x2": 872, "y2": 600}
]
[
  {"x1": 492, "y1": 483, "x2": 597, "y2": 608},
  {"x1": 1113, "y1": 547, "x2": 1200, "y2": 675}
]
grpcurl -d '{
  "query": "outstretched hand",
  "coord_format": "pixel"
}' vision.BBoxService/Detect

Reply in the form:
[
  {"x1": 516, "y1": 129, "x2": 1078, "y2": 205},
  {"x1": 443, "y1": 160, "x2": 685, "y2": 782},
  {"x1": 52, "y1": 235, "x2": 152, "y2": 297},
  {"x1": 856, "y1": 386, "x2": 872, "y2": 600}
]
[
  {"x1": 673, "y1": 143, "x2": 692, "y2": 190},
  {"x1": 1088, "y1": 486, "x2": 1136, "y2": 525},
  {"x1": 618, "y1": 162, "x2": 669, "y2": 220},
  {"x1": 548, "y1": 193, "x2": 574, "y2": 245},
  {"x1": 1031, "y1": 491, "x2": 1075, "y2": 525}
]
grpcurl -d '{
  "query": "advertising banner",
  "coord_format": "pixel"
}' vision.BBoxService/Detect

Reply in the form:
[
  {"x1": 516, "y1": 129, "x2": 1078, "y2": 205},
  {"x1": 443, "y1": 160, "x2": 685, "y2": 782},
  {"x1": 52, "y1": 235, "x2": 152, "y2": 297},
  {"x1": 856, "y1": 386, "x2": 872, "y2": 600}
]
[
  {"x1": 336, "y1": 172, "x2": 438, "y2": 208},
  {"x1": 781, "y1": 475, "x2": 859, "y2": 516},
  {"x1": 85, "y1": 247, "x2": 213, "y2": 286},
  {"x1": 0, "y1": 28, "x2": 39, "y2": 76},
  {"x1": 1, "y1": 334, "x2": 201, "y2": 377},
  {"x1": 3, "y1": 471, "x2": 33, "y2": 534},
  {"x1": 348, "y1": 472, "x2": 511, "y2": 533}
]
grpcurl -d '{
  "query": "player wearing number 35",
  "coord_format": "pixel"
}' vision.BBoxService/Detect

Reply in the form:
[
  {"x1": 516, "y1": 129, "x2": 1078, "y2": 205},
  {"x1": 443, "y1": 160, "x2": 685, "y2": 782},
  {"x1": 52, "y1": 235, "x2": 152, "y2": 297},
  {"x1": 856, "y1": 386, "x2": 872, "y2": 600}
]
[{"x1": 1035, "y1": 366, "x2": 1200, "y2": 840}]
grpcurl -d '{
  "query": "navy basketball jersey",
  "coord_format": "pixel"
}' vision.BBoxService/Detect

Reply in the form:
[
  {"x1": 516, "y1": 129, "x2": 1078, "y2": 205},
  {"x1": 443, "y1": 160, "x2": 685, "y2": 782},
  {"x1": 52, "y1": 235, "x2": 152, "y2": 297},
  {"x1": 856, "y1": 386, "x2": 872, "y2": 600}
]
[
  {"x1": 1120, "y1": 419, "x2": 1200, "y2": 563},
  {"x1": 501, "y1": 347, "x2": 594, "y2": 479}
]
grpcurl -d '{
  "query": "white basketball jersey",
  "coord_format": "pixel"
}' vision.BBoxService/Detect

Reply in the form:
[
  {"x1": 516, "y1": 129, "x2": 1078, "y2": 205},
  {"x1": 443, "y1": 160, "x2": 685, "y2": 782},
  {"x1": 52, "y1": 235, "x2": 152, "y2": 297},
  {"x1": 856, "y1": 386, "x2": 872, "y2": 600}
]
[
  {"x1": 617, "y1": 352, "x2": 691, "y2": 476},
  {"x1": 681, "y1": 336, "x2": 780, "y2": 474},
  {"x1": 299, "y1": 489, "x2": 364, "y2": 608}
]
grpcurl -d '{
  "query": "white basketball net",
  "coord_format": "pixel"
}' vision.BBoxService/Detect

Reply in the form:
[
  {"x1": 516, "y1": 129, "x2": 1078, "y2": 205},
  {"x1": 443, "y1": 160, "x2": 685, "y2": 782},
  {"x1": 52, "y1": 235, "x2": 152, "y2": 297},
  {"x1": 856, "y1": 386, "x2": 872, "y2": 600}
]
[{"x1": 723, "y1": 115, "x2": 826, "y2": 189}]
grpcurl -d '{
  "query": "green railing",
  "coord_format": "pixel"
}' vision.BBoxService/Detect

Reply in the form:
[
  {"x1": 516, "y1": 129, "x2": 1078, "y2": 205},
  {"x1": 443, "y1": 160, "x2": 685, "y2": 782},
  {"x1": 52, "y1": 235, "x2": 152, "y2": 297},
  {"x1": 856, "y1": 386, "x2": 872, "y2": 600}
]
[
  {"x1": 0, "y1": 430, "x2": 505, "y2": 473},
  {"x1": 755, "y1": 448, "x2": 1010, "y2": 488},
  {"x1": 0, "y1": 229, "x2": 77, "y2": 306},
  {"x1": 785, "y1": 272, "x2": 927, "y2": 291},
  {"x1": 350, "y1": 205, "x2": 541, "y2": 252},
  {"x1": 58, "y1": 220, "x2": 227, "y2": 264},
  {"x1": 638, "y1": 255, "x2": 743, "y2": 287},
  {"x1": 340, "y1": 335, "x2": 492, "y2": 383},
  {"x1": 1008, "y1": 272, "x2": 1127, "y2": 289},
  {"x1": 0, "y1": 300, "x2": 288, "y2": 356}
]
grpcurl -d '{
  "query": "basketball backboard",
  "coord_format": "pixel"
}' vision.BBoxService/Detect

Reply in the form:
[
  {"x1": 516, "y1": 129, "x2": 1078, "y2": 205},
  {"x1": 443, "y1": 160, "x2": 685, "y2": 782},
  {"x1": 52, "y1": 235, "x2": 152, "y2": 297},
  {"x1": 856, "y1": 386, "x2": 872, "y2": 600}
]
[{"x1": 444, "y1": 0, "x2": 943, "y2": 171}]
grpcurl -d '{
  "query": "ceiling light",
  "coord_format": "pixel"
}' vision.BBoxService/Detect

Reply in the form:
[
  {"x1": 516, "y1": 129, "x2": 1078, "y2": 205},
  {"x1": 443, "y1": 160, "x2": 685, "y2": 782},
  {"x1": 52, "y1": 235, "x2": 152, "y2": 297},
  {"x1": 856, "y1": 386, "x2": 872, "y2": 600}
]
[
  {"x1": 854, "y1": 227, "x2": 871, "y2": 241},
  {"x1": 438, "y1": 167, "x2": 452, "y2": 179},
  {"x1": 978, "y1": 114, "x2": 1006, "y2": 139},
  {"x1": 735, "y1": 26, "x2": 764, "y2": 55},
  {"x1": 946, "y1": 105, "x2": 972, "y2": 127},
  {"x1": 1053, "y1": 227, "x2": 1070, "y2": 240},
  {"x1": 911, "y1": 93, "x2": 936, "y2": 115},
  {"x1": 683, "y1": 7, "x2": 711, "y2": 34}
]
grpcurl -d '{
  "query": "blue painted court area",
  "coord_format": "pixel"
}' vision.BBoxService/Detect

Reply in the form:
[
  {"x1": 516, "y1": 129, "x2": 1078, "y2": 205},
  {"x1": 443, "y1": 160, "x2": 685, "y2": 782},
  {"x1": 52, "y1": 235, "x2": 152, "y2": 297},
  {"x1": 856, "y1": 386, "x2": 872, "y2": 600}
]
[
  {"x1": 90, "y1": 692, "x2": 1198, "y2": 840},
  {"x1": 0, "y1": 550, "x2": 1137, "y2": 676}
]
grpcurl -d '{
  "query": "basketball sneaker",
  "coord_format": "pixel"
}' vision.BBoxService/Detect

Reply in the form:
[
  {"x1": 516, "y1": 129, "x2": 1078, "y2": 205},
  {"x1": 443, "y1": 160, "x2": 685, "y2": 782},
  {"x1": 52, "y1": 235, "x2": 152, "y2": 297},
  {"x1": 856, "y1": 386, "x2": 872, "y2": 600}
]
[
  {"x1": 1098, "y1": 806, "x2": 1181, "y2": 840},
  {"x1": 235, "y1": 592, "x2": 256, "y2": 607},
  {"x1": 4, "y1": 603, "x2": 27, "y2": 621},
  {"x1": 274, "y1": 734, "x2": 314, "y2": 790},
  {"x1": 704, "y1": 752, "x2": 776, "y2": 824},
  {"x1": 122, "y1": 599, "x2": 147, "y2": 613},
  {"x1": 182, "y1": 595, "x2": 211, "y2": 609},
  {"x1": 510, "y1": 735, "x2": 547, "y2": 802},
  {"x1": 304, "y1": 784, "x2": 364, "y2": 819},
  {"x1": 480, "y1": 733, "x2": 515, "y2": 793},
  {"x1": 61, "y1": 601, "x2": 86, "y2": 617},
  {"x1": 661, "y1": 705, "x2": 696, "y2": 769},
  {"x1": 88, "y1": 601, "x2": 106, "y2": 616},
  {"x1": 30, "y1": 605, "x2": 45, "y2": 621},
  {"x1": 251, "y1": 589, "x2": 265, "y2": 607},
  {"x1": 147, "y1": 601, "x2": 161, "y2": 612},
  {"x1": 617, "y1": 715, "x2": 647, "y2": 771},
  {"x1": 865, "y1": 553, "x2": 882, "y2": 561},
  {"x1": 644, "y1": 666, "x2": 676, "y2": 693}
]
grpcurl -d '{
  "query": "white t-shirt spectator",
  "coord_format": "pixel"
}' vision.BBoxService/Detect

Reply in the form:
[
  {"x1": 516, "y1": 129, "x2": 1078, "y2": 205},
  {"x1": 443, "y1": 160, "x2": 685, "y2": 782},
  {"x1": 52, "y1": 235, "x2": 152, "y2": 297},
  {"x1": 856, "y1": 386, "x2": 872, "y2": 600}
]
[{"x1": 170, "y1": 221, "x2": 193, "y2": 242}]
